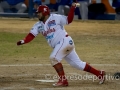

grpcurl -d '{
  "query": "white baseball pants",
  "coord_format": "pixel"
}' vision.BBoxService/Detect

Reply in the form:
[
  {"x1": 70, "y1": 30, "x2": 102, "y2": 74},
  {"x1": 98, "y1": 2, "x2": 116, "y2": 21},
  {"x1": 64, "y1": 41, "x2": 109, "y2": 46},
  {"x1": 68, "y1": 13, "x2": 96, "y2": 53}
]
[{"x1": 50, "y1": 36, "x2": 86, "y2": 70}]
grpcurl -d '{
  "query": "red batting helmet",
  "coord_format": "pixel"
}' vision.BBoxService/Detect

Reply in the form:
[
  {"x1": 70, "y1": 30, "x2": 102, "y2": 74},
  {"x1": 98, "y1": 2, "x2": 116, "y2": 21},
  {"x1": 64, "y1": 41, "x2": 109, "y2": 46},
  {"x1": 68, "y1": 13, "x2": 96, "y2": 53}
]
[{"x1": 36, "y1": 5, "x2": 50, "y2": 16}]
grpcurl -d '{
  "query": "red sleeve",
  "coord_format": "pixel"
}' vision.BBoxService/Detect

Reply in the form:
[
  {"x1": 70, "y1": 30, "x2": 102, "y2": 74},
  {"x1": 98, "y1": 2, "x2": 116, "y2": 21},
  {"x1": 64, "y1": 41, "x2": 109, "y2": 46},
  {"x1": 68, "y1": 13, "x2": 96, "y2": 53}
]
[
  {"x1": 24, "y1": 33, "x2": 35, "y2": 43},
  {"x1": 67, "y1": 6, "x2": 76, "y2": 24}
]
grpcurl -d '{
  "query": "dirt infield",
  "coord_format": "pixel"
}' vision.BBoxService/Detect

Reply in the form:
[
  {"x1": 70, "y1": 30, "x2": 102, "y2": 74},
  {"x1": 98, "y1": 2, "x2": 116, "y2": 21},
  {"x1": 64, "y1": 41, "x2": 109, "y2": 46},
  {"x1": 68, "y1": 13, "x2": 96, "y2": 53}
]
[
  {"x1": 0, "y1": 64, "x2": 119, "y2": 90},
  {"x1": 0, "y1": 18, "x2": 120, "y2": 90}
]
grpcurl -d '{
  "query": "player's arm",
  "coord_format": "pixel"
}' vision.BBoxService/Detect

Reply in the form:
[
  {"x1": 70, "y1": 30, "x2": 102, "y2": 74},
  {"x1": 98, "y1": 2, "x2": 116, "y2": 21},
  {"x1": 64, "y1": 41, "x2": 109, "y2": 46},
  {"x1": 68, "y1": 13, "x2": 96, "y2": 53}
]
[
  {"x1": 67, "y1": 3, "x2": 76, "y2": 24},
  {"x1": 17, "y1": 33, "x2": 35, "y2": 46}
]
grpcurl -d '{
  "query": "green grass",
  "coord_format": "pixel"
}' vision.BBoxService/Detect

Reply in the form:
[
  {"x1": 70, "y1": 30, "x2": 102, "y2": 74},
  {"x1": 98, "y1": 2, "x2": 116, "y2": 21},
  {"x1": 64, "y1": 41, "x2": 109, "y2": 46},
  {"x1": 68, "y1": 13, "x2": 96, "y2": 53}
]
[
  {"x1": 0, "y1": 32, "x2": 51, "y2": 64},
  {"x1": 0, "y1": 31, "x2": 120, "y2": 64},
  {"x1": 0, "y1": 18, "x2": 119, "y2": 64}
]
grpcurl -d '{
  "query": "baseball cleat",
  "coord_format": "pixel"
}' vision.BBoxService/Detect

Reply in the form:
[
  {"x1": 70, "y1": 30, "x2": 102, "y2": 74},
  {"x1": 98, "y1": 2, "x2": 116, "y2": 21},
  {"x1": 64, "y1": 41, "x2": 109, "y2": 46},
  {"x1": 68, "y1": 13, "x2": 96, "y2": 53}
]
[
  {"x1": 98, "y1": 70, "x2": 106, "y2": 84},
  {"x1": 53, "y1": 80, "x2": 68, "y2": 87}
]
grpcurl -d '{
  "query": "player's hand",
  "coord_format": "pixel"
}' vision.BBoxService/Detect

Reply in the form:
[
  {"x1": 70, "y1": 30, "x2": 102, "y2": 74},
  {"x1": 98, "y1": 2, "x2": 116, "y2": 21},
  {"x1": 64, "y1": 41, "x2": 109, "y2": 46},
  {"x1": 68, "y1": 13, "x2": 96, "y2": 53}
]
[
  {"x1": 17, "y1": 40, "x2": 24, "y2": 46},
  {"x1": 72, "y1": 2, "x2": 80, "y2": 7},
  {"x1": 72, "y1": 2, "x2": 76, "y2": 7}
]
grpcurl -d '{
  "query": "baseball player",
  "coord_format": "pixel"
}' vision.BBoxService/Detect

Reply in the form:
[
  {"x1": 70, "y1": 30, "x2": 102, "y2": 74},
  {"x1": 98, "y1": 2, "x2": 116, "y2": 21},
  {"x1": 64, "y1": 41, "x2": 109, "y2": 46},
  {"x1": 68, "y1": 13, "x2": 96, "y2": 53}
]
[{"x1": 17, "y1": 3, "x2": 105, "y2": 87}]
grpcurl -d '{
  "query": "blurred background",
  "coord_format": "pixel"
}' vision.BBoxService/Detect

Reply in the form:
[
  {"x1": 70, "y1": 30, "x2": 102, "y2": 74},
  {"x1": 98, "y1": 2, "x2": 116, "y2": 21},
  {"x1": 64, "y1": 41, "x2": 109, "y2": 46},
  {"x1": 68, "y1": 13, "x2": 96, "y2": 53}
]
[{"x1": 0, "y1": 0, "x2": 120, "y2": 20}]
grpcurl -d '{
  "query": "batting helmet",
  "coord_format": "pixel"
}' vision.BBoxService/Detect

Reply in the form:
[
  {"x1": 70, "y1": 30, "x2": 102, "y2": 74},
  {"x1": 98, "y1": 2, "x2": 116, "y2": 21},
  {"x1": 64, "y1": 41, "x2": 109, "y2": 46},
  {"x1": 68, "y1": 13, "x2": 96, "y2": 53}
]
[{"x1": 36, "y1": 5, "x2": 50, "y2": 16}]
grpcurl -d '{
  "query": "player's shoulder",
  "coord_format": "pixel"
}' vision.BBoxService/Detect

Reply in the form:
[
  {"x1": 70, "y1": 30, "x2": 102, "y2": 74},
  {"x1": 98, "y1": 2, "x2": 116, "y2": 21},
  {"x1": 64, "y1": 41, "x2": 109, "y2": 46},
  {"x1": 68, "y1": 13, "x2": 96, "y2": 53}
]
[
  {"x1": 31, "y1": 21, "x2": 43, "y2": 31},
  {"x1": 31, "y1": 21, "x2": 44, "y2": 32},
  {"x1": 34, "y1": 21, "x2": 42, "y2": 26},
  {"x1": 50, "y1": 14, "x2": 67, "y2": 21},
  {"x1": 50, "y1": 14, "x2": 64, "y2": 18},
  {"x1": 33, "y1": 21, "x2": 42, "y2": 27}
]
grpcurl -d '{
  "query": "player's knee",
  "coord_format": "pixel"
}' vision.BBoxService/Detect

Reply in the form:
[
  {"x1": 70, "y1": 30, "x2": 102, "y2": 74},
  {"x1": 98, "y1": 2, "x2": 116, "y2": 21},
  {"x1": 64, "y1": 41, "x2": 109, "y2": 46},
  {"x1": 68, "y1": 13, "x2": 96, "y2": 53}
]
[{"x1": 49, "y1": 56, "x2": 59, "y2": 66}]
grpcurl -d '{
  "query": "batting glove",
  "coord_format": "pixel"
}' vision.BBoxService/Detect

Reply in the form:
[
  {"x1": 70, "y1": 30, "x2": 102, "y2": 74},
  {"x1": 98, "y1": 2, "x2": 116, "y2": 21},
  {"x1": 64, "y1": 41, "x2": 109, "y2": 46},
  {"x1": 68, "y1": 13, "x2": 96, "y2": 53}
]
[{"x1": 17, "y1": 40, "x2": 25, "y2": 45}]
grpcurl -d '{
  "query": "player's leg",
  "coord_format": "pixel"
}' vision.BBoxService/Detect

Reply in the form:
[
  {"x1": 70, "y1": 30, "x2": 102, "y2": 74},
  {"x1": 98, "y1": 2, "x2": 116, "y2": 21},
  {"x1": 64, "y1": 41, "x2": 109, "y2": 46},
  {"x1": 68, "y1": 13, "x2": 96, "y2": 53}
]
[
  {"x1": 58, "y1": 5, "x2": 64, "y2": 15},
  {"x1": 15, "y1": 2, "x2": 27, "y2": 13},
  {"x1": 50, "y1": 37, "x2": 74, "y2": 86},
  {"x1": 78, "y1": 1, "x2": 88, "y2": 20},
  {"x1": 0, "y1": 1, "x2": 10, "y2": 12},
  {"x1": 64, "y1": 5, "x2": 70, "y2": 16},
  {"x1": 64, "y1": 49, "x2": 105, "y2": 84}
]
